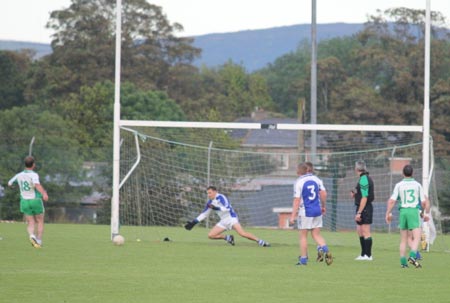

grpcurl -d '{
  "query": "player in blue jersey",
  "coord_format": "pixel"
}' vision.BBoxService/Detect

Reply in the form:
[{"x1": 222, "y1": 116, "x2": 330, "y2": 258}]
[
  {"x1": 289, "y1": 163, "x2": 332, "y2": 266},
  {"x1": 184, "y1": 186, "x2": 270, "y2": 247},
  {"x1": 8, "y1": 156, "x2": 48, "y2": 248}
]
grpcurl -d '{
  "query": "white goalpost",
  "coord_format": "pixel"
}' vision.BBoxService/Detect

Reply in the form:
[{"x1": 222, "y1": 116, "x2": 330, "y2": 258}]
[
  {"x1": 111, "y1": 0, "x2": 434, "y2": 245},
  {"x1": 111, "y1": 0, "x2": 122, "y2": 239}
]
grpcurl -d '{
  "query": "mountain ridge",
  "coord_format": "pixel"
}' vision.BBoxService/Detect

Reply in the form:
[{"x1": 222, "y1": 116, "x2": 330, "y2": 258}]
[
  {"x1": 0, "y1": 23, "x2": 364, "y2": 71},
  {"x1": 192, "y1": 23, "x2": 364, "y2": 71}
]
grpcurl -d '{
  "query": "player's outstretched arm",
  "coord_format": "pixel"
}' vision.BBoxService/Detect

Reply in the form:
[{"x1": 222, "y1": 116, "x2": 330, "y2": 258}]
[
  {"x1": 184, "y1": 219, "x2": 198, "y2": 230},
  {"x1": 185, "y1": 206, "x2": 211, "y2": 230}
]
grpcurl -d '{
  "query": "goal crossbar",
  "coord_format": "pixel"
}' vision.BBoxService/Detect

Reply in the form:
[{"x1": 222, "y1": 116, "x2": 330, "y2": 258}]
[{"x1": 120, "y1": 120, "x2": 423, "y2": 132}]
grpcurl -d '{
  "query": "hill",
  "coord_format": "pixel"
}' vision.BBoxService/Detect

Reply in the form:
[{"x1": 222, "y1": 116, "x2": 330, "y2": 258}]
[
  {"x1": 0, "y1": 40, "x2": 52, "y2": 58},
  {"x1": 0, "y1": 23, "x2": 363, "y2": 72},
  {"x1": 192, "y1": 23, "x2": 364, "y2": 71}
]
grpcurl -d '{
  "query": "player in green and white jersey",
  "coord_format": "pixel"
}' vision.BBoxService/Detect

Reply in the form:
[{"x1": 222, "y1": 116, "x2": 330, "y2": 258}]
[
  {"x1": 8, "y1": 156, "x2": 48, "y2": 248},
  {"x1": 385, "y1": 164, "x2": 430, "y2": 268}
]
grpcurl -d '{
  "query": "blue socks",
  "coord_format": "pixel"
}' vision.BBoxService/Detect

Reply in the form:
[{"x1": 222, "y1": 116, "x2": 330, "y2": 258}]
[
  {"x1": 317, "y1": 245, "x2": 329, "y2": 253},
  {"x1": 299, "y1": 256, "x2": 308, "y2": 265}
]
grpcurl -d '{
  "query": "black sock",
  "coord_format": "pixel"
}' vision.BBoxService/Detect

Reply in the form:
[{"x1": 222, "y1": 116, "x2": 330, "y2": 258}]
[
  {"x1": 364, "y1": 237, "x2": 373, "y2": 257},
  {"x1": 359, "y1": 236, "x2": 365, "y2": 256}
]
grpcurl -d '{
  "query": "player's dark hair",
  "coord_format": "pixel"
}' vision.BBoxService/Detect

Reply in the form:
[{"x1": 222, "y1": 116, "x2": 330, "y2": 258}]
[
  {"x1": 304, "y1": 161, "x2": 314, "y2": 173},
  {"x1": 24, "y1": 156, "x2": 35, "y2": 168},
  {"x1": 297, "y1": 163, "x2": 308, "y2": 175},
  {"x1": 207, "y1": 186, "x2": 217, "y2": 191},
  {"x1": 403, "y1": 165, "x2": 413, "y2": 177}
]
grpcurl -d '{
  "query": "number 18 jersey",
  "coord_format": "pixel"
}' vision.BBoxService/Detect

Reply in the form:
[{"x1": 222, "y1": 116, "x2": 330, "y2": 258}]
[{"x1": 8, "y1": 170, "x2": 43, "y2": 200}]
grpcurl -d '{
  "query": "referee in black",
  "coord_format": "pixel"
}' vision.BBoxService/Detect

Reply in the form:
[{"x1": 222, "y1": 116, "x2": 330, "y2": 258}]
[{"x1": 351, "y1": 160, "x2": 375, "y2": 261}]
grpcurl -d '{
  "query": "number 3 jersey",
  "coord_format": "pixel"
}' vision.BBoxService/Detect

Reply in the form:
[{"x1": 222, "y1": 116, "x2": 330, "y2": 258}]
[
  {"x1": 8, "y1": 170, "x2": 43, "y2": 200},
  {"x1": 389, "y1": 177, "x2": 425, "y2": 209},
  {"x1": 293, "y1": 173, "x2": 326, "y2": 217}
]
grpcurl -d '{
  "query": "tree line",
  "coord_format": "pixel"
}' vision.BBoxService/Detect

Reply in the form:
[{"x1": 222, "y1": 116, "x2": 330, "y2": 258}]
[{"x1": 0, "y1": 0, "x2": 449, "y2": 220}]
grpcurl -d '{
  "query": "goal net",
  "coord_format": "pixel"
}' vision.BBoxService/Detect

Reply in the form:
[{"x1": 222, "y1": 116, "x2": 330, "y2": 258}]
[{"x1": 117, "y1": 124, "x2": 442, "y2": 247}]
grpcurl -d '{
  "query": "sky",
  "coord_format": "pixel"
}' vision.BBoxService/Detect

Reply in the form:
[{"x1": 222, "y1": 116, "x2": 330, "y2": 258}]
[{"x1": 1, "y1": 0, "x2": 449, "y2": 43}]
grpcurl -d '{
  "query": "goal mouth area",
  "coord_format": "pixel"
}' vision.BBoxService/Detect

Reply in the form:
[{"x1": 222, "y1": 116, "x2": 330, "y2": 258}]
[{"x1": 117, "y1": 123, "x2": 428, "y2": 233}]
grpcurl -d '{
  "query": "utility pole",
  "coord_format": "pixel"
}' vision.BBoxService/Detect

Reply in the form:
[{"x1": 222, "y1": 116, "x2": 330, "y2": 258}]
[{"x1": 310, "y1": 0, "x2": 317, "y2": 164}]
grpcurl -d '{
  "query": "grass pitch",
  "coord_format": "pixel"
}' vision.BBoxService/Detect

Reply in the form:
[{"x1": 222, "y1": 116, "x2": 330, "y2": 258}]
[{"x1": 0, "y1": 223, "x2": 449, "y2": 303}]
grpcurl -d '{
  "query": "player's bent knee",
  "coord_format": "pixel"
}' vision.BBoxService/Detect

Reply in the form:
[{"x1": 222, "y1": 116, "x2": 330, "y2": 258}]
[{"x1": 208, "y1": 232, "x2": 221, "y2": 239}]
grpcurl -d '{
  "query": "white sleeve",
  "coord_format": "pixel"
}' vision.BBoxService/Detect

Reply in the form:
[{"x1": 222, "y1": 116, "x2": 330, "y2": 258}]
[
  {"x1": 217, "y1": 205, "x2": 228, "y2": 212},
  {"x1": 196, "y1": 208, "x2": 212, "y2": 222},
  {"x1": 390, "y1": 183, "x2": 400, "y2": 201},
  {"x1": 293, "y1": 180, "x2": 299, "y2": 198},
  {"x1": 8, "y1": 174, "x2": 18, "y2": 186},
  {"x1": 31, "y1": 173, "x2": 40, "y2": 184},
  {"x1": 319, "y1": 178, "x2": 326, "y2": 191}
]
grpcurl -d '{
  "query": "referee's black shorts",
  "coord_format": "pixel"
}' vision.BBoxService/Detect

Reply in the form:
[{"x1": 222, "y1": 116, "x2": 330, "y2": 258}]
[{"x1": 356, "y1": 203, "x2": 373, "y2": 225}]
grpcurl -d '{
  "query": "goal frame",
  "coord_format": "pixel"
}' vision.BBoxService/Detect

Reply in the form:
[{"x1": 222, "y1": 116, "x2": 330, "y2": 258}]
[
  {"x1": 110, "y1": 0, "x2": 432, "y2": 238},
  {"x1": 111, "y1": 121, "x2": 428, "y2": 237}
]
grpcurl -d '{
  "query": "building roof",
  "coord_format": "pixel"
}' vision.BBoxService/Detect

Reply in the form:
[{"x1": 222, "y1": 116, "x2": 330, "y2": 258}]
[{"x1": 231, "y1": 117, "x2": 329, "y2": 148}]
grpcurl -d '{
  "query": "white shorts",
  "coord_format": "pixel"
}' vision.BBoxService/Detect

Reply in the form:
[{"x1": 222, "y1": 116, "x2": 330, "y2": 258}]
[
  {"x1": 297, "y1": 215, "x2": 323, "y2": 230},
  {"x1": 216, "y1": 217, "x2": 239, "y2": 230}
]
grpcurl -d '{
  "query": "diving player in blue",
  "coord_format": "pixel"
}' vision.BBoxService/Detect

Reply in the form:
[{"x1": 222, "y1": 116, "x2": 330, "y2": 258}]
[{"x1": 185, "y1": 186, "x2": 270, "y2": 247}]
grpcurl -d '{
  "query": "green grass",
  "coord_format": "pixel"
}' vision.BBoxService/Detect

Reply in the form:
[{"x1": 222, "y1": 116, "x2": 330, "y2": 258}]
[{"x1": 0, "y1": 223, "x2": 449, "y2": 303}]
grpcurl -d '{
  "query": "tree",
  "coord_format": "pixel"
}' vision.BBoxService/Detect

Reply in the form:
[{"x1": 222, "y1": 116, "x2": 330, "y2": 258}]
[
  {"x1": 174, "y1": 62, "x2": 275, "y2": 121},
  {"x1": 121, "y1": 82, "x2": 186, "y2": 121},
  {"x1": 54, "y1": 81, "x2": 115, "y2": 154},
  {"x1": 384, "y1": 7, "x2": 448, "y2": 40},
  {"x1": 315, "y1": 56, "x2": 345, "y2": 112},
  {"x1": 317, "y1": 37, "x2": 362, "y2": 74},
  {"x1": 248, "y1": 73, "x2": 276, "y2": 112},
  {"x1": 219, "y1": 62, "x2": 254, "y2": 116},
  {"x1": 27, "y1": 0, "x2": 200, "y2": 102},
  {"x1": 0, "y1": 105, "x2": 84, "y2": 219},
  {"x1": 0, "y1": 50, "x2": 33, "y2": 110},
  {"x1": 260, "y1": 40, "x2": 311, "y2": 116},
  {"x1": 53, "y1": 81, "x2": 186, "y2": 156},
  {"x1": 164, "y1": 63, "x2": 204, "y2": 104},
  {"x1": 120, "y1": 0, "x2": 201, "y2": 90},
  {"x1": 324, "y1": 77, "x2": 394, "y2": 124},
  {"x1": 0, "y1": 105, "x2": 82, "y2": 178},
  {"x1": 355, "y1": 7, "x2": 450, "y2": 156},
  {"x1": 430, "y1": 79, "x2": 450, "y2": 156}
]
